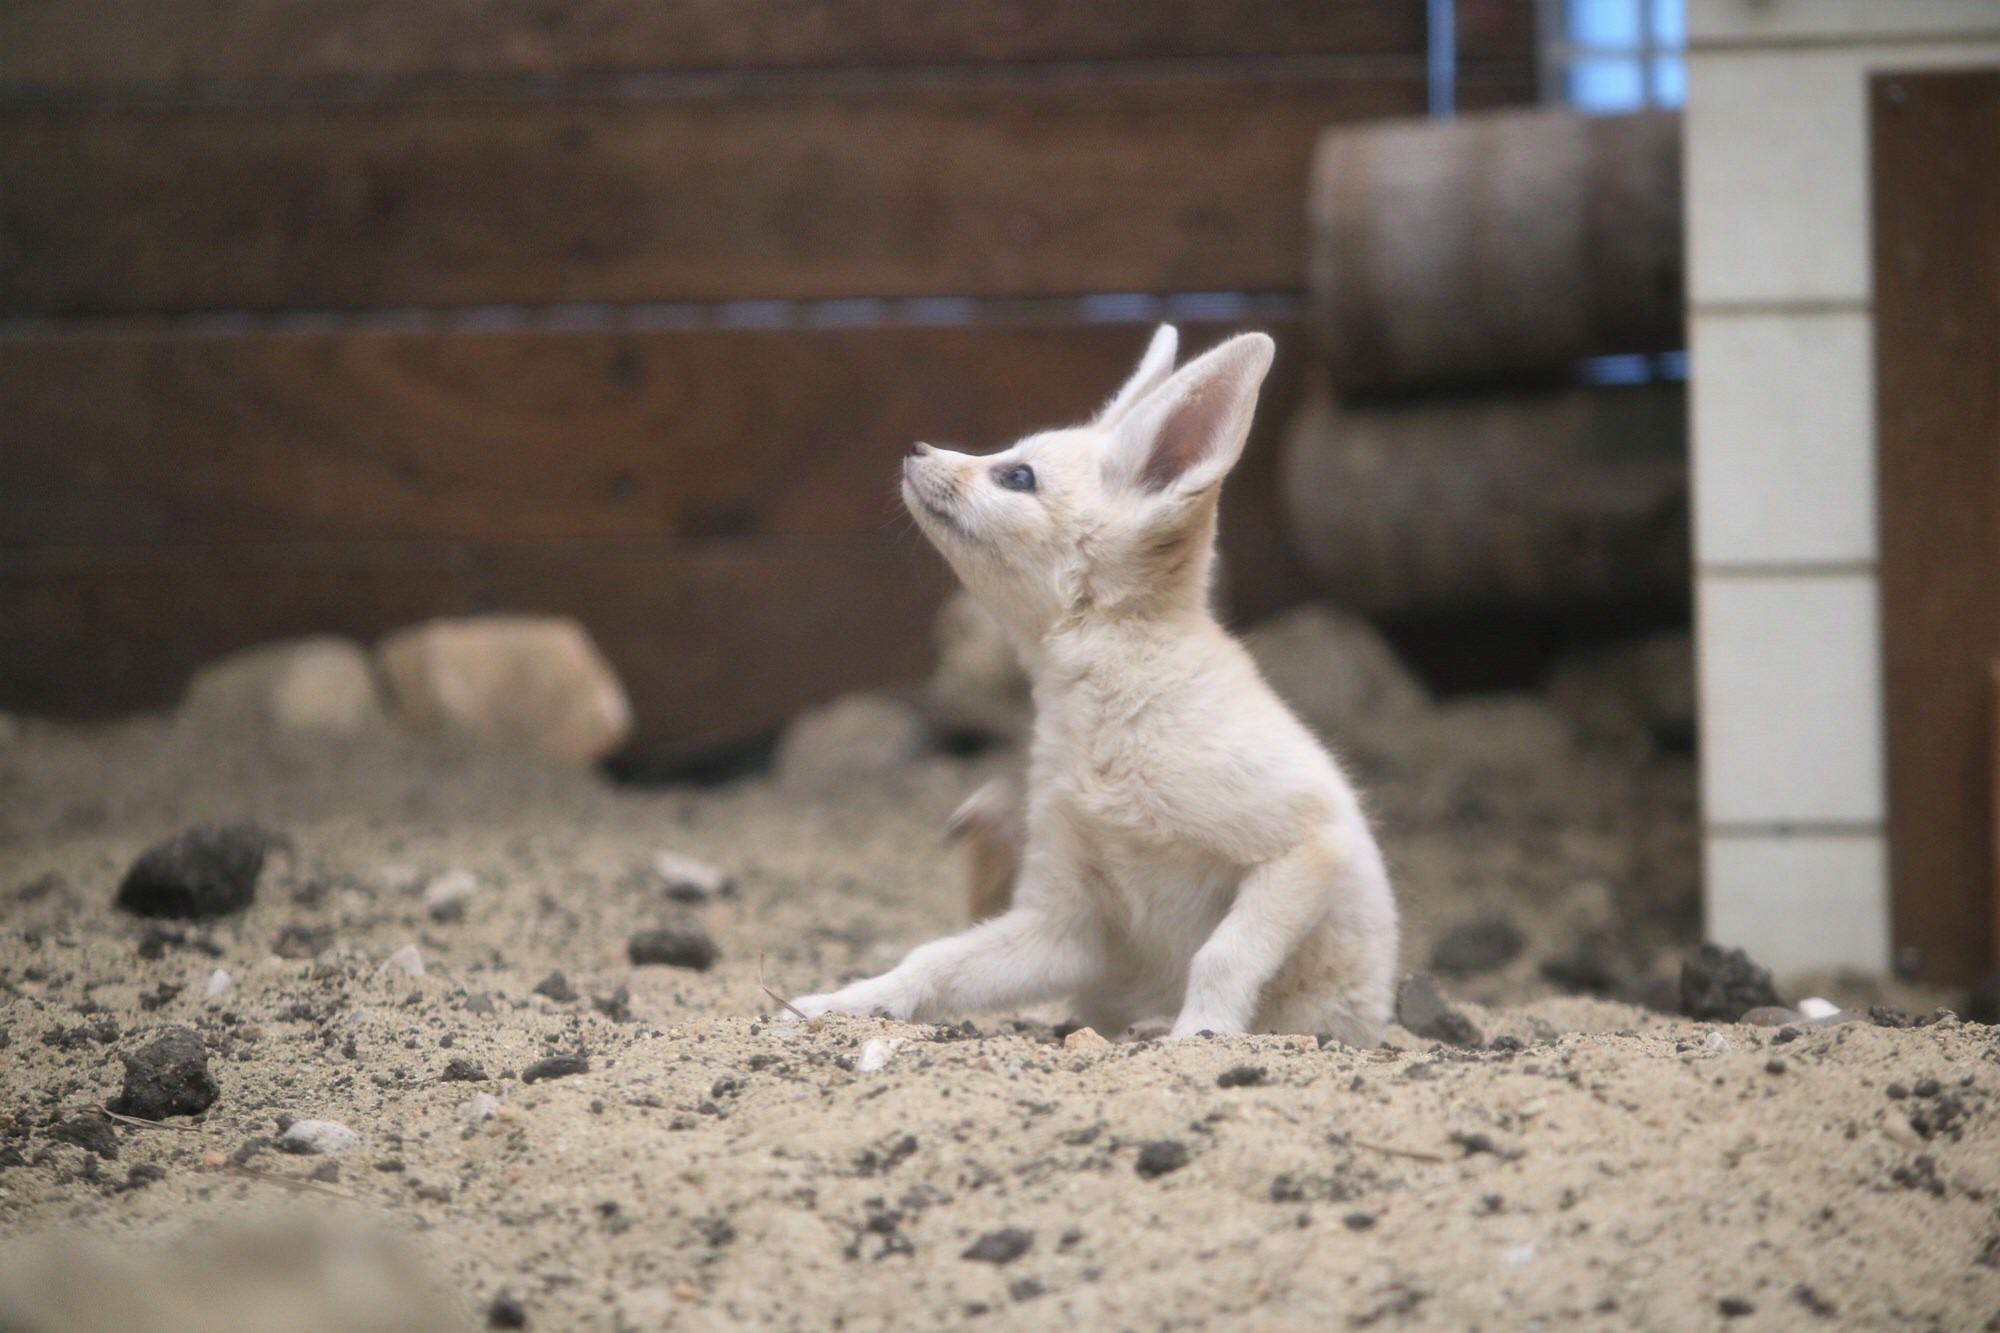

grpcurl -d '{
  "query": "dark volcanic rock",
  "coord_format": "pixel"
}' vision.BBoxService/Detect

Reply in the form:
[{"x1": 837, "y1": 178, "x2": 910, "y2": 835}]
[
  {"x1": 53, "y1": 1115, "x2": 119, "y2": 1160},
  {"x1": 532, "y1": 971, "x2": 578, "y2": 1003},
  {"x1": 486, "y1": 1291, "x2": 528, "y2": 1328},
  {"x1": 627, "y1": 925, "x2": 719, "y2": 972},
  {"x1": 1679, "y1": 944, "x2": 1781, "y2": 1021},
  {"x1": 1134, "y1": 1139, "x2": 1190, "y2": 1179},
  {"x1": 440, "y1": 1057, "x2": 490, "y2": 1083},
  {"x1": 1429, "y1": 913, "x2": 1525, "y2": 977},
  {"x1": 1395, "y1": 973, "x2": 1484, "y2": 1047},
  {"x1": 521, "y1": 1053, "x2": 589, "y2": 1084},
  {"x1": 961, "y1": 1229, "x2": 1033, "y2": 1265},
  {"x1": 110, "y1": 1027, "x2": 218, "y2": 1119},
  {"x1": 115, "y1": 822, "x2": 287, "y2": 919},
  {"x1": 1216, "y1": 1065, "x2": 1267, "y2": 1088}
]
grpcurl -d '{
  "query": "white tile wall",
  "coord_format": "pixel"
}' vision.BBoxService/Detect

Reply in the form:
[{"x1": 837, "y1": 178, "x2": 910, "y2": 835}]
[
  {"x1": 1685, "y1": 41, "x2": 2000, "y2": 306},
  {"x1": 1704, "y1": 832, "x2": 1889, "y2": 977},
  {"x1": 1698, "y1": 573, "x2": 1884, "y2": 824},
  {"x1": 1691, "y1": 310, "x2": 1876, "y2": 565},
  {"x1": 1691, "y1": 0, "x2": 2000, "y2": 46}
]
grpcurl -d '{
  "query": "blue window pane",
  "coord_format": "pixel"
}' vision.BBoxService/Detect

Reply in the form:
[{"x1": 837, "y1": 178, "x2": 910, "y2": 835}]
[
  {"x1": 1569, "y1": 58, "x2": 1645, "y2": 112},
  {"x1": 1651, "y1": 0, "x2": 1687, "y2": 46},
  {"x1": 1651, "y1": 55, "x2": 1687, "y2": 107},
  {"x1": 1569, "y1": 0, "x2": 1641, "y2": 49}
]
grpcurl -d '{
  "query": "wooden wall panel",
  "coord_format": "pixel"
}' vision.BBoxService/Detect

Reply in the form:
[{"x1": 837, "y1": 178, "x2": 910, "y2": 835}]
[
  {"x1": 0, "y1": 543, "x2": 950, "y2": 759},
  {"x1": 0, "y1": 319, "x2": 1313, "y2": 757},
  {"x1": 1, "y1": 74, "x2": 1426, "y2": 314},
  {"x1": 0, "y1": 1, "x2": 1430, "y2": 89},
  {"x1": 1873, "y1": 69, "x2": 2000, "y2": 985}
]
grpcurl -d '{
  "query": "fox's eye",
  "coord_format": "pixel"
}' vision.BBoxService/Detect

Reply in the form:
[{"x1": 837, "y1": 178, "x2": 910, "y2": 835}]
[{"x1": 996, "y1": 464, "x2": 1036, "y2": 493}]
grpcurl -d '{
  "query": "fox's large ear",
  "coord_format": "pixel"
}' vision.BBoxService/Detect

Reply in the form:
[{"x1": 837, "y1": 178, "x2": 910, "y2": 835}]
[
  {"x1": 1101, "y1": 332, "x2": 1274, "y2": 495},
  {"x1": 1091, "y1": 325, "x2": 1179, "y2": 428}
]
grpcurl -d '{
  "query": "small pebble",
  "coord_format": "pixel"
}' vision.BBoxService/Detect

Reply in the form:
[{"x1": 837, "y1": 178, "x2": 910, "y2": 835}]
[
  {"x1": 440, "y1": 1057, "x2": 489, "y2": 1083},
  {"x1": 1062, "y1": 1027, "x2": 1111, "y2": 1051},
  {"x1": 1797, "y1": 996, "x2": 1840, "y2": 1021},
  {"x1": 204, "y1": 968, "x2": 234, "y2": 1000},
  {"x1": 628, "y1": 925, "x2": 718, "y2": 972},
  {"x1": 277, "y1": 1119, "x2": 360, "y2": 1155},
  {"x1": 423, "y1": 869, "x2": 478, "y2": 922},
  {"x1": 532, "y1": 972, "x2": 578, "y2": 1003},
  {"x1": 522, "y1": 1053, "x2": 589, "y2": 1084},
  {"x1": 652, "y1": 851, "x2": 732, "y2": 902},
  {"x1": 381, "y1": 944, "x2": 425, "y2": 979},
  {"x1": 486, "y1": 1291, "x2": 528, "y2": 1328},
  {"x1": 115, "y1": 822, "x2": 286, "y2": 920},
  {"x1": 858, "y1": 1039, "x2": 897, "y2": 1073},
  {"x1": 111, "y1": 1027, "x2": 219, "y2": 1119},
  {"x1": 458, "y1": 1092, "x2": 502, "y2": 1123},
  {"x1": 1216, "y1": 1065, "x2": 1267, "y2": 1088},
  {"x1": 961, "y1": 1229, "x2": 1033, "y2": 1265},
  {"x1": 1703, "y1": 1032, "x2": 1729, "y2": 1054},
  {"x1": 1135, "y1": 1140, "x2": 1189, "y2": 1179}
]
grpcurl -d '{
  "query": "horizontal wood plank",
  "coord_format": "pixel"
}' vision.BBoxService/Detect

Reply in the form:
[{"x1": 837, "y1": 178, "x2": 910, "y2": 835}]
[
  {"x1": 0, "y1": 319, "x2": 1302, "y2": 548},
  {"x1": 1, "y1": 73, "x2": 1427, "y2": 314},
  {"x1": 0, "y1": 541, "x2": 952, "y2": 759},
  {"x1": 0, "y1": 1, "x2": 1429, "y2": 91}
]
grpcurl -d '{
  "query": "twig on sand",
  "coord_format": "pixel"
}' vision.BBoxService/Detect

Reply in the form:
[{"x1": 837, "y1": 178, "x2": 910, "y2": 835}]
[
  {"x1": 222, "y1": 1163, "x2": 358, "y2": 1200},
  {"x1": 1347, "y1": 1136, "x2": 1450, "y2": 1164},
  {"x1": 99, "y1": 1108, "x2": 199, "y2": 1133},
  {"x1": 758, "y1": 954, "x2": 822, "y2": 1030}
]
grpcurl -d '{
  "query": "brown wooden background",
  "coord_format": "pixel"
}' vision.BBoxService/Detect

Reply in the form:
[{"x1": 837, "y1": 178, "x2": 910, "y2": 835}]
[
  {"x1": 0, "y1": 0, "x2": 1535, "y2": 763},
  {"x1": 1873, "y1": 68, "x2": 2000, "y2": 985}
]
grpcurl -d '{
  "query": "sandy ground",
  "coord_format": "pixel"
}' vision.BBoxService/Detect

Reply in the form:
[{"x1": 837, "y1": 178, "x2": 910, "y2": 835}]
[{"x1": 1, "y1": 650, "x2": 1996, "y2": 1331}]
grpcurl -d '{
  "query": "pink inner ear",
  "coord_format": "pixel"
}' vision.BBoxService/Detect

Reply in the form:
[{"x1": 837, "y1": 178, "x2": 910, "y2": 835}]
[{"x1": 1140, "y1": 382, "x2": 1229, "y2": 491}]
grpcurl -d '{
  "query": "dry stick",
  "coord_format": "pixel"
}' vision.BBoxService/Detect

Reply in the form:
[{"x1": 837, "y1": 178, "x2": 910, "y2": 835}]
[
  {"x1": 1348, "y1": 1137, "x2": 1449, "y2": 1164},
  {"x1": 101, "y1": 1109, "x2": 199, "y2": 1133},
  {"x1": 222, "y1": 1162, "x2": 358, "y2": 1201},
  {"x1": 757, "y1": 953, "x2": 818, "y2": 1026}
]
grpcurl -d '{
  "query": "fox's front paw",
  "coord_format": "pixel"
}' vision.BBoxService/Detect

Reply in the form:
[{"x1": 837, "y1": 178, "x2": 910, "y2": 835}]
[{"x1": 783, "y1": 977, "x2": 911, "y2": 1022}]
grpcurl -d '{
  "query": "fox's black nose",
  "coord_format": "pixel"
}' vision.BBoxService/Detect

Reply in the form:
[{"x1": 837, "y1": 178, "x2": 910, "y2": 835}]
[{"x1": 907, "y1": 440, "x2": 930, "y2": 457}]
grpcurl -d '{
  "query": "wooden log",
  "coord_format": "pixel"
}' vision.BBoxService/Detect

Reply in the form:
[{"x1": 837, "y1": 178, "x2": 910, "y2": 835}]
[
  {"x1": 1, "y1": 72, "x2": 1425, "y2": 316},
  {"x1": 1308, "y1": 108, "x2": 1683, "y2": 392},
  {"x1": 1280, "y1": 384, "x2": 1688, "y2": 617}
]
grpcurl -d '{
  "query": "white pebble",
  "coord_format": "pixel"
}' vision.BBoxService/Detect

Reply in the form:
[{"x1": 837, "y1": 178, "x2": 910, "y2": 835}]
[
  {"x1": 858, "y1": 1039, "x2": 897, "y2": 1073},
  {"x1": 381, "y1": 944, "x2": 425, "y2": 979},
  {"x1": 204, "y1": 968, "x2": 235, "y2": 999},
  {"x1": 278, "y1": 1119, "x2": 360, "y2": 1155},
  {"x1": 1703, "y1": 1031, "x2": 1729, "y2": 1054},
  {"x1": 416, "y1": 860, "x2": 474, "y2": 912},
  {"x1": 457, "y1": 1093, "x2": 502, "y2": 1124},
  {"x1": 1502, "y1": 1244, "x2": 1537, "y2": 1268},
  {"x1": 652, "y1": 851, "x2": 731, "y2": 901},
  {"x1": 1797, "y1": 996, "x2": 1840, "y2": 1021}
]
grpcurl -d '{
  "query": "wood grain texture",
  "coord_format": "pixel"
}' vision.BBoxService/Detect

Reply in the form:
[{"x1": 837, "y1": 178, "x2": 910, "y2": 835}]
[
  {"x1": 0, "y1": 73, "x2": 1436, "y2": 314},
  {"x1": 0, "y1": 318, "x2": 1313, "y2": 756},
  {"x1": 1873, "y1": 69, "x2": 2000, "y2": 985},
  {"x1": 0, "y1": 0, "x2": 1429, "y2": 90},
  {"x1": 0, "y1": 320, "x2": 1303, "y2": 550}
]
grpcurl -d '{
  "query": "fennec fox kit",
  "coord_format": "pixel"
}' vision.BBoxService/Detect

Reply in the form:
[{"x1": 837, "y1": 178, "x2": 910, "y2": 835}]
[{"x1": 793, "y1": 327, "x2": 1399, "y2": 1043}]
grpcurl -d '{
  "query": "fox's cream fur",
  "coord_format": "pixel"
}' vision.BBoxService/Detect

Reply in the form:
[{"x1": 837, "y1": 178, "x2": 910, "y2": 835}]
[{"x1": 792, "y1": 327, "x2": 1399, "y2": 1043}]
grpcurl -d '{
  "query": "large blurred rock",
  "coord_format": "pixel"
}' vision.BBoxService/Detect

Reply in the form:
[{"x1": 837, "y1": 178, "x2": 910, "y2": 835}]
[
  {"x1": 926, "y1": 591, "x2": 1032, "y2": 742},
  {"x1": 774, "y1": 693, "x2": 928, "y2": 794},
  {"x1": 375, "y1": 616, "x2": 632, "y2": 764},
  {"x1": 0, "y1": 1217, "x2": 459, "y2": 1333},
  {"x1": 180, "y1": 636, "x2": 382, "y2": 737},
  {"x1": 1546, "y1": 631, "x2": 1695, "y2": 751},
  {"x1": 1242, "y1": 604, "x2": 1431, "y2": 745}
]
